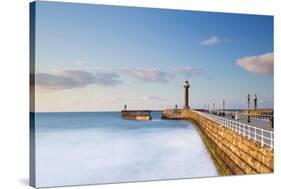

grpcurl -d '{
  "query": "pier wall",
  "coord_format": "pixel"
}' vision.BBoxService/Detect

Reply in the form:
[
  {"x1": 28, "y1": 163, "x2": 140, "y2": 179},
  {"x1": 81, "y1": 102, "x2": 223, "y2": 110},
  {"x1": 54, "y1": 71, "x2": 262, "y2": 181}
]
[{"x1": 162, "y1": 109, "x2": 273, "y2": 175}]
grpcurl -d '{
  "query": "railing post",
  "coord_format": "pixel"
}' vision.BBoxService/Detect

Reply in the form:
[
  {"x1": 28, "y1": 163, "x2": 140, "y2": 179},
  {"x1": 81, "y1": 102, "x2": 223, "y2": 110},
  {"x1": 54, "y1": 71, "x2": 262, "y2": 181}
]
[
  {"x1": 261, "y1": 128, "x2": 264, "y2": 147},
  {"x1": 226, "y1": 119, "x2": 227, "y2": 128},
  {"x1": 226, "y1": 118, "x2": 229, "y2": 128},
  {"x1": 254, "y1": 127, "x2": 257, "y2": 141},
  {"x1": 238, "y1": 122, "x2": 240, "y2": 134},
  {"x1": 243, "y1": 124, "x2": 245, "y2": 137},
  {"x1": 244, "y1": 124, "x2": 246, "y2": 138},
  {"x1": 271, "y1": 132, "x2": 273, "y2": 149}
]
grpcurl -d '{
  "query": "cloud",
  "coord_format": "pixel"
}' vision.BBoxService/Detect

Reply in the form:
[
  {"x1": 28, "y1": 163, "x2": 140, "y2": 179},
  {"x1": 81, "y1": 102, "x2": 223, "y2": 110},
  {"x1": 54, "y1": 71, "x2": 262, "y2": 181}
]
[
  {"x1": 34, "y1": 65, "x2": 205, "y2": 91},
  {"x1": 200, "y1": 36, "x2": 221, "y2": 46},
  {"x1": 94, "y1": 72, "x2": 123, "y2": 86},
  {"x1": 236, "y1": 52, "x2": 274, "y2": 76},
  {"x1": 121, "y1": 68, "x2": 175, "y2": 83},
  {"x1": 175, "y1": 67, "x2": 205, "y2": 78},
  {"x1": 142, "y1": 96, "x2": 166, "y2": 101},
  {"x1": 35, "y1": 70, "x2": 122, "y2": 90}
]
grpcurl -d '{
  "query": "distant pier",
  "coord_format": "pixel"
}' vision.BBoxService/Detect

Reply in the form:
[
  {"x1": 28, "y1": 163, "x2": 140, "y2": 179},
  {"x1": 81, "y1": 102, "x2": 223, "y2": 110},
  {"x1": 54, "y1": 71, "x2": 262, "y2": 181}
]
[{"x1": 121, "y1": 110, "x2": 152, "y2": 121}]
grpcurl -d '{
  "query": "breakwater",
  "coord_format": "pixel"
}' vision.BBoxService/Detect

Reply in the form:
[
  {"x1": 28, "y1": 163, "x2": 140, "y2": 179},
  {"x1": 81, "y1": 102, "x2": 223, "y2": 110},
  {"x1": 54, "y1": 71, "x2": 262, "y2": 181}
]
[{"x1": 162, "y1": 109, "x2": 274, "y2": 175}]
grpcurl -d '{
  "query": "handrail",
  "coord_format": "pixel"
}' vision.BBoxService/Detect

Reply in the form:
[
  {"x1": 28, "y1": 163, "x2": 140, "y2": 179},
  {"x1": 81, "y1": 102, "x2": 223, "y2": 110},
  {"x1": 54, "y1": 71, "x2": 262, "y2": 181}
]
[
  {"x1": 194, "y1": 111, "x2": 274, "y2": 149},
  {"x1": 250, "y1": 114, "x2": 273, "y2": 121}
]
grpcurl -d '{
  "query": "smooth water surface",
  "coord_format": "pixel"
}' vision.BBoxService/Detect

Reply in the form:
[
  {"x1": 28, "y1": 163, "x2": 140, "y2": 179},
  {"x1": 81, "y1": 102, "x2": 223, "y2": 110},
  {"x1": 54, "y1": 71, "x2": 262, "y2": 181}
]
[{"x1": 34, "y1": 112, "x2": 217, "y2": 187}]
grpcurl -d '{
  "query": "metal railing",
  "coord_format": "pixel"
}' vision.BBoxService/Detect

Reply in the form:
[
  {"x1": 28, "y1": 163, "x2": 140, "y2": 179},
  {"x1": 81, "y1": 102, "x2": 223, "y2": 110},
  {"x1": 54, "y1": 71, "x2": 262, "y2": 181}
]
[
  {"x1": 250, "y1": 114, "x2": 273, "y2": 121},
  {"x1": 195, "y1": 111, "x2": 274, "y2": 149}
]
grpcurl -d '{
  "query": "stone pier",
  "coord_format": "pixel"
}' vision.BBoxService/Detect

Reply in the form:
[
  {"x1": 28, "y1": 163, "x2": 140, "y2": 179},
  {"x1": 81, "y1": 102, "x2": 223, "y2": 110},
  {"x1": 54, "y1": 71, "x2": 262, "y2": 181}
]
[{"x1": 162, "y1": 109, "x2": 274, "y2": 175}]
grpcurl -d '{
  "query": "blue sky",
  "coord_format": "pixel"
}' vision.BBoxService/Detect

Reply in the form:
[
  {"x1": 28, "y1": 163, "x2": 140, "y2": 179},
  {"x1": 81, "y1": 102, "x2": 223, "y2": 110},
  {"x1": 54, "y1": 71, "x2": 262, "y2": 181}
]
[{"x1": 33, "y1": 1, "x2": 273, "y2": 112}]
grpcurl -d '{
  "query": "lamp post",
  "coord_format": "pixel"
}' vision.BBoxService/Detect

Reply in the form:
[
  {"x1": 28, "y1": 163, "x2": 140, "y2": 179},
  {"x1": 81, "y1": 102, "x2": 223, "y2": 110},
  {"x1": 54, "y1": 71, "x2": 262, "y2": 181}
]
[
  {"x1": 222, "y1": 100, "x2": 225, "y2": 117},
  {"x1": 248, "y1": 94, "x2": 250, "y2": 123},
  {"x1": 253, "y1": 94, "x2": 257, "y2": 110}
]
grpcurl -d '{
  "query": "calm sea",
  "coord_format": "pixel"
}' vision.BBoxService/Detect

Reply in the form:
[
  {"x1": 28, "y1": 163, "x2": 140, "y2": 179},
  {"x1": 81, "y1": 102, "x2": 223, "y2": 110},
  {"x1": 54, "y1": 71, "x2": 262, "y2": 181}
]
[{"x1": 34, "y1": 112, "x2": 217, "y2": 187}]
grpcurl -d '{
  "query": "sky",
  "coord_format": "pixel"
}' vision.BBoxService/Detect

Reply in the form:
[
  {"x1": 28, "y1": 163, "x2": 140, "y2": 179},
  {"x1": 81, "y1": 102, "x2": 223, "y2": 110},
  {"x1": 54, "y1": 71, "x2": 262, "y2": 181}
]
[{"x1": 33, "y1": 1, "x2": 274, "y2": 112}]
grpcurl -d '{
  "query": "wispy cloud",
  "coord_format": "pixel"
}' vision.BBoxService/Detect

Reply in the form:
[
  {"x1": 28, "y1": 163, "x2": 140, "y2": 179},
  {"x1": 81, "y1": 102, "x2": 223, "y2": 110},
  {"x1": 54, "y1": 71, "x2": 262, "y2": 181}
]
[
  {"x1": 35, "y1": 69, "x2": 122, "y2": 90},
  {"x1": 200, "y1": 36, "x2": 221, "y2": 46},
  {"x1": 94, "y1": 72, "x2": 123, "y2": 86},
  {"x1": 121, "y1": 68, "x2": 175, "y2": 83},
  {"x1": 142, "y1": 95, "x2": 166, "y2": 101},
  {"x1": 175, "y1": 67, "x2": 205, "y2": 78},
  {"x1": 236, "y1": 52, "x2": 274, "y2": 76}
]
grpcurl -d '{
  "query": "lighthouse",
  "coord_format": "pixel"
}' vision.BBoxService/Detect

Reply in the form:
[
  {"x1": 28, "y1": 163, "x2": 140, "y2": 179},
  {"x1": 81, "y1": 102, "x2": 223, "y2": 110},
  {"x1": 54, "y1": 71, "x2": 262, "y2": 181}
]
[{"x1": 184, "y1": 81, "x2": 190, "y2": 109}]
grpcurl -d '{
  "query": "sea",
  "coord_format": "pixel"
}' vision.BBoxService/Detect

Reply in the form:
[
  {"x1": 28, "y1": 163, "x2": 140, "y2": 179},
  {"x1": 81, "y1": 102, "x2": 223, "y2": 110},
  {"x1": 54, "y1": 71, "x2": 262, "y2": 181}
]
[{"x1": 33, "y1": 111, "x2": 218, "y2": 187}]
